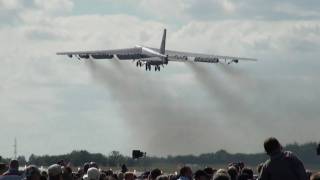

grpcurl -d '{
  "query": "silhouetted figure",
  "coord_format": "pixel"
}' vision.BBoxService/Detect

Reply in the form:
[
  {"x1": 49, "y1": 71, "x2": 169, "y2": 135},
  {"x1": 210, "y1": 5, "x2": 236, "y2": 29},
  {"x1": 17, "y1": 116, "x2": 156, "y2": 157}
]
[
  {"x1": 194, "y1": 170, "x2": 210, "y2": 180},
  {"x1": 62, "y1": 166, "x2": 73, "y2": 180},
  {"x1": 241, "y1": 167, "x2": 253, "y2": 179},
  {"x1": 258, "y1": 137, "x2": 308, "y2": 180},
  {"x1": 40, "y1": 171, "x2": 48, "y2": 180},
  {"x1": 87, "y1": 168, "x2": 100, "y2": 180},
  {"x1": 48, "y1": 164, "x2": 63, "y2": 180},
  {"x1": 213, "y1": 172, "x2": 230, "y2": 180},
  {"x1": 149, "y1": 169, "x2": 162, "y2": 180},
  {"x1": 178, "y1": 166, "x2": 193, "y2": 180},
  {"x1": 89, "y1": 162, "x2": 98, "y2": 169},
  {"x1": 237, "y1": 174, "x2": 250, "y2": 180},
  {"x1": 121, "y1": 164, "x2": 128, "y2": 174},
  {"x1": 203, "y1": 167, "x2": 216, "y2": 179},
  {"x1": 25, "y1": 165, "x2": 41, "y2": 180},
  {"x1": 124, "y1": 172, "x2": 135, "y2": 180},
  {"x1": 227, "y1": 166, "x2": 238, "y2": 180},
  {"x1": 83, "y1": 163, "x2": 90, "y2": 174},
  {"x1": 156, "y1": 175, "x2": 169, "y2": 180},
  {"x1": 2, "y1": 160, "x2": 20, "y2": 176}
]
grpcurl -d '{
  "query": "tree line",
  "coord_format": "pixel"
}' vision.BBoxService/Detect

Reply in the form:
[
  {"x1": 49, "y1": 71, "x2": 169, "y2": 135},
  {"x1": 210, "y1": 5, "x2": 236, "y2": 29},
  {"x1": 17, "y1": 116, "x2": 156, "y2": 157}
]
[{"x1": 1, "y1": 142, "x2": 319, "y2": 167}]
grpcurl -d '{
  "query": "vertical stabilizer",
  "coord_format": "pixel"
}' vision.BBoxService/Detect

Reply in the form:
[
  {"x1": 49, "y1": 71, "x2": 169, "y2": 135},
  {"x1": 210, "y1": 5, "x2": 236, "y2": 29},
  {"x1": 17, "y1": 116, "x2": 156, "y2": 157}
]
[{"x1": 160, "y1": 29, "x2": 166, "y2": 54}]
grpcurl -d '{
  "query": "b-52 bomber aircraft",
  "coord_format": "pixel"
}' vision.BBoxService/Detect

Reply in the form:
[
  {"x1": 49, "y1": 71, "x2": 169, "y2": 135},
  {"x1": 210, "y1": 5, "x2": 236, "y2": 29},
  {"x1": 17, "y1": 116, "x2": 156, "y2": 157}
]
[{"x1": 57, "y1": 29, "x2": 257, "y2": 71}]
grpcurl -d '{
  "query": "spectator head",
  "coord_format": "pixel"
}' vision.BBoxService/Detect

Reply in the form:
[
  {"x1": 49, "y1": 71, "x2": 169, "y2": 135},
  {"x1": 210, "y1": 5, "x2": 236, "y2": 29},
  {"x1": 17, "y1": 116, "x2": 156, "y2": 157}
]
[
  {"x1": 124, "y1": 172, "x2": 135, "y2": 180},
  {"x1": 156, "y1": 175, "x2": 169, "y2": 180},
  {"x1": 121, "y1": 164, "x2": 128, "y2": 174},
  {"x1": 99, "y1": 172, "x2": 107, "y2": 180},
  {"x1": 41, "y1": 171, "x2": 48, "y2": 179},
  {"x1": 306, "y1": 170, "x2": 312, "y2": 180},
  {"x1": 194, "y1": 170, "x2": 210, "y2": 180},
  {"x1": 57, "y1": 160, "x2": 66, "y2": 167},
  {"x1": 89, "y1": 162, "x2": 98, "y2": 169},
  {"x1": 26, "y1": 165, "x2": 41, "y2": 180},
  {"x1": 203, "y1": 167, "x2": 216, "y2": 179},
  {"x1": 311, "y1": 172, "x2": 320, "y2": 180},
  {"x1": 87, "y1": 168, "x2": 100, "y2": 180},
  {"x1": 179, "y1": 166, "x2": 192, "y2": 180},
  {"x1": 149, "y1": 169, "x2": 162, "y2": 180},
  {"x1": 240, "y1": 168, "x2": 253, "y2": 179},
  {"x1": 216, "y1": 169, "x2": 228, "y2": 175},
  {"x1": 168, "y1": 174, "x2": 178, "y2": 180},
  {"x1": 237, "y1": 174, "x2": 249, "y2": 180},
  {"x1": 264, "y1": 137, "x2": 282, "y2": 155},
  {"x1": 213, "y1": 173, "x2": 230, "y2": 180},
  {"x1": 104, "y1": 170, "x2": 113, "y2": 176},
  {"x1": 9, "y1": 160, "x2": 19, "y2": 170},
  {"x1": 118, "y1": 173, "x2": 124, "y2": 180},
  {"x1": 227, "y1": 166, "x2": 238, "y2": 180},
  {"x1": 48, "y1": 164, "x2": 63, "y2": 180},
  {"x1": 83, "y1": 163, "x2": 90, "y2": 173},
  {"x1": 111, "y1": 174, "x2": 118, "y2": 180},
  {"x1": 62, "y1": 166, "x2": 73, "y2": 180}
]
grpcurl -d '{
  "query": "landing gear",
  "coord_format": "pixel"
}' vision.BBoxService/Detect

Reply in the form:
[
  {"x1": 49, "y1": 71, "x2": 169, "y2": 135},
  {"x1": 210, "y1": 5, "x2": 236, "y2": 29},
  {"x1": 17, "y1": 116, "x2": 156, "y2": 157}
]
[
  {"x1": 145, "y1": 64, "x2": 151, "y2": 71},
  {"x1": 154, "y1": 65, "x2": 161, "y2": 71},
  {"x1": 136, "y1": 60, "x2": 143, "y2": 67},
  {"x1": 144, "y1": 63, "x2": 162, "y2": 72}
]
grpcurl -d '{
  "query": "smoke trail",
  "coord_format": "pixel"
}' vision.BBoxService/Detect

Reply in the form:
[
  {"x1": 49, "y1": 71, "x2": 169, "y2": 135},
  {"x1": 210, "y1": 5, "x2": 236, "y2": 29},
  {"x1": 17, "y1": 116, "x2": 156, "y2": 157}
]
[
  {"x1": 85, "y1": 60, "x2": 320, "y2": 155},
  {"x1": 85, "y1": 60, "x2": 228, "y2": 156},
  {"x1": 185, "y1": 62, "x2": 274, "y2": 142}
]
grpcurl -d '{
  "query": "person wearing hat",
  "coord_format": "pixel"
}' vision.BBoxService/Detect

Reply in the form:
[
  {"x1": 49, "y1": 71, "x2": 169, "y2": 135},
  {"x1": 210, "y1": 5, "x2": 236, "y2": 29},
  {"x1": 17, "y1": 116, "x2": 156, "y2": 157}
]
[
  {"x1": 47, "y1": 164, "x2": 62, "y2": 180},
  {"x1": 25, "y1": 165, "x2": 40, "y2": 180}
]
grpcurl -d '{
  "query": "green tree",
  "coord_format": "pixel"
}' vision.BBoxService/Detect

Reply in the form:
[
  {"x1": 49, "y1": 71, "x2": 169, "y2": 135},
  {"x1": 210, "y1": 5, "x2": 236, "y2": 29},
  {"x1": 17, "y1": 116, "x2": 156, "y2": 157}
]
[{"x1": 108, "y1": 151, "x2": 125, "y2": 167}]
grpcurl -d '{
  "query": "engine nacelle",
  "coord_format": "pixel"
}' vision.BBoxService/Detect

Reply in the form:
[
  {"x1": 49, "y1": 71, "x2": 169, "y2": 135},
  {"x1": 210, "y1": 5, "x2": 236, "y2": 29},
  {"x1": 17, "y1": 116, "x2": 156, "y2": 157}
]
[
  {"x1": 91, "y1": 54, "x2": 114, "y2": 59},
  {"x1": 79, "y1": 54, "x2": 90, "y2": 59},
  {"x1": 194, "y1": 57, "x2": 219, "y2": 63}
]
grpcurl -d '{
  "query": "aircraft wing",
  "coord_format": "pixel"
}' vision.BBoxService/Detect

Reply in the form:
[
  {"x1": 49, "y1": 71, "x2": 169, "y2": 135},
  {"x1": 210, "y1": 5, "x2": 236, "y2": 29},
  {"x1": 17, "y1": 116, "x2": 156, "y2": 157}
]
[
  {"x1": 56, "y1": 47, "x2": 149, "y2": 60},
  {"x1": 149, "y1": 48, "x2": 257, "y2": 63}
]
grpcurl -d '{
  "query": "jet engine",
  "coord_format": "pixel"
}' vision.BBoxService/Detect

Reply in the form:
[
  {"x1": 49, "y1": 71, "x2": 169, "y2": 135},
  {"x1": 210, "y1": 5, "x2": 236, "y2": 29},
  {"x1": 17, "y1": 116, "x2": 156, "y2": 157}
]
[{"x1": 194, "y1": 57, "x2": 219, "y2": 63}]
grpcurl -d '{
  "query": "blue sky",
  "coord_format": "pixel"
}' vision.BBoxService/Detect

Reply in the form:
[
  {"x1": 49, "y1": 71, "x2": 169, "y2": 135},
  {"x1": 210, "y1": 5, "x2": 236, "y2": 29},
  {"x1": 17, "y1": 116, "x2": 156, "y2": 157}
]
[{"x1": 1, "y1": 0, "x2": 320, "y2": 159}]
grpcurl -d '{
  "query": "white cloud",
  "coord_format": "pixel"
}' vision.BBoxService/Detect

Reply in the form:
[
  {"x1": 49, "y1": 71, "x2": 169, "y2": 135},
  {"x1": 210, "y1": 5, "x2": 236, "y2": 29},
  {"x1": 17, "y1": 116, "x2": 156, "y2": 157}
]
[
  {"x1": 33, "y1": 0, "x2": 74, "y2": 13},
  {"x1": 217, "y1": 0, "x2": 236, "y2": 13},
  {"x1": 274, "y1": 2, "x2": 320, "y2": 18},
  {"x1": 0, "y1": 0, "x2": 21, "y2": 10}
]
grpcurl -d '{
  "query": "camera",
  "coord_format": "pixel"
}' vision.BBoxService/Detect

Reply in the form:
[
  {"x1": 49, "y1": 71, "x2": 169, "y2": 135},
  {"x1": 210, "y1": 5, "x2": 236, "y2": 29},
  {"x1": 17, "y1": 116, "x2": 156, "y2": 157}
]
[
  {"x1": 132, "y1": 150, "x2": 146, "y2": 159},
  {"x1": 317, "y1": 143, "x2": 320, "y2": 155}
]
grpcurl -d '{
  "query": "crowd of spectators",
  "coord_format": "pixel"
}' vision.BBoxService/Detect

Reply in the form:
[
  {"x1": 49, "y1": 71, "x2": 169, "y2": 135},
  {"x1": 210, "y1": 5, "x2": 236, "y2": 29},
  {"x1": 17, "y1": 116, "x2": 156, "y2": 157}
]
[{"x1": 0, "y1": 137, "x2": 319, "y2": 180}]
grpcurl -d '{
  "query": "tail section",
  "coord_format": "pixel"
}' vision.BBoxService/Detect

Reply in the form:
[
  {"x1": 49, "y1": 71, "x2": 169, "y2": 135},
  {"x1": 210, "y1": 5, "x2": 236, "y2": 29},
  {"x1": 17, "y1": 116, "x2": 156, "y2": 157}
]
[{"x1": 160, "y1": 29, "x2": 166, "y2": 54}]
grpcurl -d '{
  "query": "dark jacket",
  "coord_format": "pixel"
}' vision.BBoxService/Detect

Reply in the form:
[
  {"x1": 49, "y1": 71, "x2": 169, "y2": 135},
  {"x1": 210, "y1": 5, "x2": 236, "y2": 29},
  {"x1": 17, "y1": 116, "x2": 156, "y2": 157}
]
[
  {"x1": 258, "y1": 151, "x2": 307, "y2": 180},
  {"x1": 2, "y1": 169, "x2": 20, "y2": 176}
]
